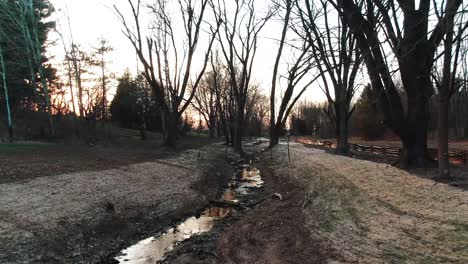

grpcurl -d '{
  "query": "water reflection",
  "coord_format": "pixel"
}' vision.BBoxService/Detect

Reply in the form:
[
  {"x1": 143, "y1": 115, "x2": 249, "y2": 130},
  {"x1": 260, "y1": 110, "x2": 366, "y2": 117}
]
[
  {"x1": 115, "y1": 207, "x2": 230, "y2": 264},
  {"x1": 115, "y1": 163, "x2": 263, "y2": 263}
]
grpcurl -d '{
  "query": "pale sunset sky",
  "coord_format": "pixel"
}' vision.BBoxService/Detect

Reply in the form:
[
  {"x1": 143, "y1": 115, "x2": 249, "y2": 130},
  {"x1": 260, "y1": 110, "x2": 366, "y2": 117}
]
[{"x1": 48, "y1": 0, "x2": 329, "y2": 103}]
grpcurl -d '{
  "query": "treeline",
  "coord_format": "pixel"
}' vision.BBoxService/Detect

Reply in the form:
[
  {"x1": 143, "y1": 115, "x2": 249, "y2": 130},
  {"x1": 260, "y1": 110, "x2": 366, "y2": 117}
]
[
  {"x1": 0, "y1": 0, "x2": 116, "y2": 141},
  {"x1": 0, "y1": 0, "x2": 56, "y2": 138},
  {"x1": 110, "y1": 66, "x2": 270, "y2": 144},
  {"x1": 290, "y1": 85, "x2": 388, "y2": 140},
  {"x1": 1, "y1": 0, "x2": 468, "y2": 179}
]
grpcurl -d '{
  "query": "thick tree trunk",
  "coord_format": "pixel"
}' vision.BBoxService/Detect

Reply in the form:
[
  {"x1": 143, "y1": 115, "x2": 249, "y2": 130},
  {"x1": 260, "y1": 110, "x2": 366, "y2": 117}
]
[
  {"x1": 399, "y1": 138, "x2": 431, "y2": 168},
  {"x1": 164, "y1": 114, "x2": 178, "y2": 147},
  {"x1": 209, "y1": 118, "x2": 216, "y2": 138},
  {"x1": 398, "y1": 98, "x2": 433, "y2": 168},
  {"x1": 335, "y1": 114, "x2": 349, "y2": 155},
  {"x1": 216, "y1": 119, "x2": 222, "y2": 138},
  {"x1": 221, "y1": 117, "x2": 230, "y2": 145},
  {"x1": 269, "y1": 126, "x2": 280, "y2": 147}
]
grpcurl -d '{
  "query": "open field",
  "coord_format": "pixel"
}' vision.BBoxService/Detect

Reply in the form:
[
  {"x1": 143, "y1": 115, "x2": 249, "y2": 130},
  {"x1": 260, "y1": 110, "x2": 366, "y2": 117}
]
[{"x1": 0, "y1": 130, "x2": 218, "y2": 184}]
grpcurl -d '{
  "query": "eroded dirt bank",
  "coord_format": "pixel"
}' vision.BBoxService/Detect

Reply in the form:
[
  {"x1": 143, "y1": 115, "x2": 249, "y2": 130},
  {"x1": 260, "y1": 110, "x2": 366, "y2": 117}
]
[{"x1": 0, "y1": 143, "x2": 233, "y2": 264}]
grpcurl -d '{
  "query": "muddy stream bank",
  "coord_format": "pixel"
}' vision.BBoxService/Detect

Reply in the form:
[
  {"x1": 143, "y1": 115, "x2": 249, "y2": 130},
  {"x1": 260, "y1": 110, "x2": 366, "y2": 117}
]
[{"x1": 114, "y1": 157, "x2": 266, "y2": 264}]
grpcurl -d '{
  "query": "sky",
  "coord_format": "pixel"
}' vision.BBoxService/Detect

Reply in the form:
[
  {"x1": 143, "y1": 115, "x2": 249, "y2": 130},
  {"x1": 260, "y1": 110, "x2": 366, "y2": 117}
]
[{"x1": 48, "y1": 0, "x2": 328, "y2": 103}]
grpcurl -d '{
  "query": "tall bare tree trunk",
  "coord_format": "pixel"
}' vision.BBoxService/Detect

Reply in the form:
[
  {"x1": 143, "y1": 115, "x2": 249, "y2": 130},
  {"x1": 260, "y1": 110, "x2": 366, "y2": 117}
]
[
  {"x1": 101, "y1": 56, "x2": 107, "y2": 120},
  {"x1": 234, "y1": 106, "x2": 244, "y2": 153},
  {"x1": 0, "y1": 42, "x2": 12, "y2": 140},
  {"x1": 438, "y1": 95, "x2": 450, "y2": 177},
  {"x1": 437, "y1": 0, "x2": 457, "y2": 178}
]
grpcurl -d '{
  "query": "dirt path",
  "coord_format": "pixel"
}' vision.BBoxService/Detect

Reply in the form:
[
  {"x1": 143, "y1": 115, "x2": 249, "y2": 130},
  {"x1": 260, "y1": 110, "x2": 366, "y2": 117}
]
[{"x1": 0, "y1": 143, "x2": 232, "y2": 263}]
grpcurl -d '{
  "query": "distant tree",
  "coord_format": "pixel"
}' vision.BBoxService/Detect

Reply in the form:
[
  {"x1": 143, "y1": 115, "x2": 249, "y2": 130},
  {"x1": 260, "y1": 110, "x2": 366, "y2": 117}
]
[
  {"x1": 67, "y1": 44, "x2": 90, "y2": 118},
  {"x1": 297, "y1": 0, "x2": 362, "y2": 154},
  {"x1": 290, "y1": 102, "x2": 333, "y2": 138},
  {"x1": 90, "y1": 37, "x2": 113, "y2": 120},
  {"x1": 352, "y1": 84, "x2": 385, "y2": 140},
  {"x1": 115, "y1": 0, "x2": 220, "y2": 147},
  {"x1": 0, "y1": 0, "x2": 57, "y2": 137},
  {"x1": 211, "y1": 0, "x2": 273, "y2": 153},
  {"x1": 192, "y1": 71, "x2": 218, "y2": 138},
  {"x1": 210, "y1": 53, "x2": 233, "y2": 145},
  {"x1": 55, "y1": 28, "x2": 77, "y2": 116},
  {"x1": 245, "y1": 85, "x2": 269, "y2": 137},
  {"x1": 111, "y1": 72, "x2": 141, "y2": 128},
  {"x1": 269, "y1": 0, "x2": 318, "y2": 147},
  {"x1": 110, "y1": 72, "x2": 158, "y2": 134}
]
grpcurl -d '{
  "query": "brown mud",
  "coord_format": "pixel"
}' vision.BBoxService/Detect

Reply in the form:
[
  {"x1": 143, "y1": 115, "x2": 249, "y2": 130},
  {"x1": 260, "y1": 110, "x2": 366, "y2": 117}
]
[{"x1": 160, "y1": 150, "x2": 328, "y2": 264}]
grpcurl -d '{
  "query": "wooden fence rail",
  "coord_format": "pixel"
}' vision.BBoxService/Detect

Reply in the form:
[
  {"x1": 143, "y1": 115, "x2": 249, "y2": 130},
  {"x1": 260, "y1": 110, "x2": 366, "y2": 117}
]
[{"x1": 294, "y1": 137, "x2": 467, "y2": 165}]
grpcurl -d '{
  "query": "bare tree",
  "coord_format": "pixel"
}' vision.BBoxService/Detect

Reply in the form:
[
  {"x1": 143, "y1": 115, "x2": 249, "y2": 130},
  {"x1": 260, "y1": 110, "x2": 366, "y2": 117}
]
[
  {"x1": 91, "y1": 37, "x2": 113, "y2": 120},
  {"x1": 432, "y1": 2, "x2": 468, "y2": 178},
  {"x1": 68, "y1": 44, "x2": 89, "y2": 118},
  {"x1": 211, "y1": 0, "x2": 273, "y2": 153},
  {"x1": 115, "y1": 0, "x2": 220, "y2": 146},
  {"x1": 192, "y1": 71, "x2": 218, "y2": 138},
  {"x1": 332, "y1": 0, "x2": 464, "y2": 167},
  {"x1": 210, "y1": 52, "x2": 233, "y2": 145},
  {"x1": 269, "y1": 0, "x2": 319, "y2": 147},
  {"x1": 55, "y1": 28, "x2": 77, "y2": 116},
  {"x1": 297, "y1": 0, "x2": 362, "y2": 154},
  {"x1": 246, "y1": 84, "x2": 269, "y2": 137},
  {"x1": 0, "y1": 28, "x2": 12, "y2": 140}
]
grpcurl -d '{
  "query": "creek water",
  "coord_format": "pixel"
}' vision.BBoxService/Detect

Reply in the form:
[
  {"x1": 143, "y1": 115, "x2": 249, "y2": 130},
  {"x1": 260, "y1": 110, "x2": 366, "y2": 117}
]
[{"x1": 115, "y1": 162, "x2": 263, "y2": 263}]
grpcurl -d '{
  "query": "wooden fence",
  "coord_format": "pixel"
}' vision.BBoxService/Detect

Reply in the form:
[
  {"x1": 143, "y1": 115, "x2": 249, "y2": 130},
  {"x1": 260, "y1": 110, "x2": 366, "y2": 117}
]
[{"x1": 294, "y1": 137, "x2": 468, "y2": 165}]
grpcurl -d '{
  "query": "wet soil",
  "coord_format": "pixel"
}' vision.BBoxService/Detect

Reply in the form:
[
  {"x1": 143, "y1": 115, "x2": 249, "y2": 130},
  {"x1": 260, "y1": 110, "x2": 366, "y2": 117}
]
[{"x1": 160, "y1": 158, "x2": 327, "y2": 264}]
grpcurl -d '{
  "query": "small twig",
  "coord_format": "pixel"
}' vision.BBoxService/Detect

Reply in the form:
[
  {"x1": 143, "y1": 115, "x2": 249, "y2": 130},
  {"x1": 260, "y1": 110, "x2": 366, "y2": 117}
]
[{"x1": 302, "y1": 193, "x2": 312, "y2": 210}]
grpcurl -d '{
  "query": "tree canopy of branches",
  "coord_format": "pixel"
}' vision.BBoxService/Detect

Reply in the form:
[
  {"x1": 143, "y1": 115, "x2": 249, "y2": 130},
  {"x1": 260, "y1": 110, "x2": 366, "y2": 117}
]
[
  {"x1": 332, "y1": 0, "x2": 464, "y2": 167},
  {"x1": 192, "y1": 71, "x2": 219, "y2": 138},
  {"x1": 268, "y1": 0, "x2": 318, "y2": 147},
  {"x1": 211, "y1": 0, "x2": 273, "y2": 153},
  {"x1": 296, "y1": 0, "x2": 362, "y2": 154},
  {"x1": 115, "y1": 0, "x2": 220, "y2": 147},
  {"x1": 431, "y1": 1, "x2": 468, "y2": 177}
]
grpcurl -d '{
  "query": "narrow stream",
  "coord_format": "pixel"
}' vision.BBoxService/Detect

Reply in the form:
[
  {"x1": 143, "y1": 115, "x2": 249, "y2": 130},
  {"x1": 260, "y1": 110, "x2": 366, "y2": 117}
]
[{"x1": 115, "y1": 161, "x2": 263, "y2": 264}]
